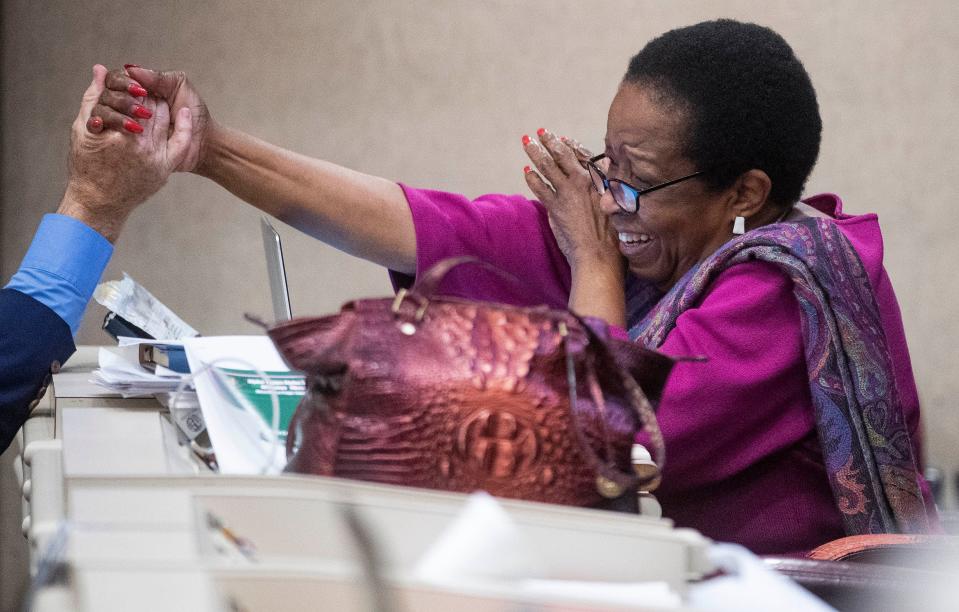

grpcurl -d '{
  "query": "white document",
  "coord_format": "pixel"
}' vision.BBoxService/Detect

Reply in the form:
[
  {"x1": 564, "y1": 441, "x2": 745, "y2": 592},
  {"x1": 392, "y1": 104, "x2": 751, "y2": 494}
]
[
  {"x1": 94, "y1": 273, "x2": 199, "y2": 340},
  {"x1": 687, "y1": 543, "x2": 836, "y2": 611},
  {"x1": 414, "y1": 492, "x2": 548, "y2": 583},
  {"x1": 91, "y1": 343, "x2": 188, "y2": 397},
  {"x1": 182, "y1": 336, "x2": 294, "y2": 475},
  {"x1": 414, "y1": 492, "x2": 683, "y2": 608}
]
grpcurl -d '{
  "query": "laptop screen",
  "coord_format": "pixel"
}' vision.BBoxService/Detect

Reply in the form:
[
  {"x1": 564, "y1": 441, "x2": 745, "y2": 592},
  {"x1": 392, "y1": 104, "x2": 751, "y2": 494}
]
[{"x1": 260, "y1": 217, "x2": 293, "y2": 322}]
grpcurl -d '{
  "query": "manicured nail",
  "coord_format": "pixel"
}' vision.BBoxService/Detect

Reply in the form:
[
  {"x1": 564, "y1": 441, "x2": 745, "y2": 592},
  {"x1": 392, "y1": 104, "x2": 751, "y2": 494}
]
[
  {"x1": 523, "y1": 165, "x2": 531, "y2": 174},
  {"x1": 128, "y1": 83, "x2": 148, "y2": 97},
  {"x1": 123, "y1": 119, "x2": 144, "y2": 134},
  {"x1": 87, "y1": 116, "x2": 103, "y2": 131},
  {"x1": 124, "y1": 63, "x2": 140, "y2": 70},
  {"x1": 536, "y1": 127, "x2": 547, "y2": 137},
  {"x1": 521, "y1": 134, "x2": 531, "y2": 146},
  {"x1": 132, "y1": 104, "x2": 152, "y2": 119}
]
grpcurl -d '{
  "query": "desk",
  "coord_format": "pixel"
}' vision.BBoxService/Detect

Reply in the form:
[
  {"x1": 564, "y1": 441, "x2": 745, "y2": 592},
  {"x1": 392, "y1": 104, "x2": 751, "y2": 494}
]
[
  {"x1": 18, "y1": 348, "x2": 203, "y2": 560},
  {"x1": 10, "y1": 346, "x2": 827, "y2": 612}
]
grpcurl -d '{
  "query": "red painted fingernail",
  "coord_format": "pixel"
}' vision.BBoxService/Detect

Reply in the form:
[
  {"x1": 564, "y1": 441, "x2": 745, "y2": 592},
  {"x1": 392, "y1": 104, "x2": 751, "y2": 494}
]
[
  {"x1": 560, "y1": 136, "x2": 568, "y2": 142},
  {"x1": 536, "y1": 127, "x2": 547, "y2": 137},
  {"x1": 132, "y1": 104, "x2": 152, "y2": 119},
  {"x1": 128, "y1": 83, "x2": 148, "y2": 97},
  {"x1": 87, "y1": 116, "x2": 103, "y2": 130},
  {"x1": 124, "y1": 63, "x2": 140, "y2": 70},
  {"x1": 523, "y1": 165, "x2": 531, "y2": 174},
  {"x1": 521, "y1": 134, "x2": 531, "y2": 146},
  {"x1": 124, "y1": 119, "x2": 144, "y2": 134}
]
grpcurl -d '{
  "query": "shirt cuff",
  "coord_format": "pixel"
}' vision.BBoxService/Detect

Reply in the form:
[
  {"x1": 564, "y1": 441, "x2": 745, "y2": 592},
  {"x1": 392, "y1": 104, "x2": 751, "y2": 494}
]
[{"x1": 5, "y1": 214, "x2": 114, "y2": 333}]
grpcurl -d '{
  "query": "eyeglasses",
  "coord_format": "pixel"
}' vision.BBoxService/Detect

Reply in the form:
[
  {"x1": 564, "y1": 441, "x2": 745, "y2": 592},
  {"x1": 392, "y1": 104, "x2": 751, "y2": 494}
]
[{"x1": 582, "y1": 154, "x2": 707, "y2": 214}]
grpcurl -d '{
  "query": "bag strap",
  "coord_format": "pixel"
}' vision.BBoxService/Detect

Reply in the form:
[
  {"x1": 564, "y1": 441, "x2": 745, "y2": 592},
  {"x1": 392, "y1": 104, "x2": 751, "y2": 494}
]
[
  {"x1": 562, "y1": 315, "x2": 665, "y2": 498},
  {"x1": 579, "y1": 314, "x2": 665, "y2": 471}
]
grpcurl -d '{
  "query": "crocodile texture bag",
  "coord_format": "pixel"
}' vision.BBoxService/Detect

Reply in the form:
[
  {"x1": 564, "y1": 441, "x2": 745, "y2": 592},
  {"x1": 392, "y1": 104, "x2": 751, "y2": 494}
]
[{"x1": 267, "y1": 258, "x2": 674, "y2": 509}]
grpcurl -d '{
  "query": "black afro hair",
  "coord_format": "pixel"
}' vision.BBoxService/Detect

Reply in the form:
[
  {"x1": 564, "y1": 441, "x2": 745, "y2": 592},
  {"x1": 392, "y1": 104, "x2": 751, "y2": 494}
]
[{"x1": 625, "y1": 19, "x2": 822, "y2": 207}]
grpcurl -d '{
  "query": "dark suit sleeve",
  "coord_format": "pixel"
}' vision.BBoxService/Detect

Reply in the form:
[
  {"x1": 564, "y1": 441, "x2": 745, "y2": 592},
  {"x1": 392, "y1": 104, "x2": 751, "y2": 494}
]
[{"x1": 0, "y1": 288, "x2": 76, "y2": 451}]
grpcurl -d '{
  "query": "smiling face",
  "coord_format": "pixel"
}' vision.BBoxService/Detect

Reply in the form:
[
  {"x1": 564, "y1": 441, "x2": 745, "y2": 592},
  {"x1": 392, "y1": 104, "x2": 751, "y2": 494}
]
[{"x1": 601, "y1": 82, "x2": 738, "y2": 291}]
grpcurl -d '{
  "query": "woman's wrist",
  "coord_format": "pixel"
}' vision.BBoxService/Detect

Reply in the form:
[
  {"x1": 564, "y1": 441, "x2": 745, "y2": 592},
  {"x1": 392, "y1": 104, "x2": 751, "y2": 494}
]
[
  {"x1": 193, "y1": 119, "x2": 227, "y2": 180},
  {"x1": 568, "y1": 256, "x2": 627, "y2": 327},
  {"x1": 569, "y1": 248, "x2": 624, "y2": 277}
]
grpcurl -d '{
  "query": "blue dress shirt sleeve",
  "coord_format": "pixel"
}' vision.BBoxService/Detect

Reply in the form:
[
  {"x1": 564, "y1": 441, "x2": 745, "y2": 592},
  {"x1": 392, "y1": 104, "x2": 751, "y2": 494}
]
[{"x1": 5, "y1": 214, "x2": 113, "y2": 334}]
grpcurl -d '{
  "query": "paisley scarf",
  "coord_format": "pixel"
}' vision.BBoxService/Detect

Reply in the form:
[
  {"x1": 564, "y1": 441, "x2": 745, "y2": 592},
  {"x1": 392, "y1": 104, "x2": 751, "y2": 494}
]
[{"x1": 626, "y1": 217, "x2": 929, "y2": 535}]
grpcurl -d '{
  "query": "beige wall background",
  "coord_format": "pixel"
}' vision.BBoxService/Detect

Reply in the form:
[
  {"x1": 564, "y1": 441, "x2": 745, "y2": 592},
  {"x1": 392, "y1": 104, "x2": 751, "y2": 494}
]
[{"x1": 2, "y1": 0, "x2": 957, "y2": 539}]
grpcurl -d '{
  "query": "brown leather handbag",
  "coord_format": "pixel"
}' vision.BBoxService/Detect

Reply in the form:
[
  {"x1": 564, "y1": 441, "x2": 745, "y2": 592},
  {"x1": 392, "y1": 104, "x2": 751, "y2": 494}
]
[{"x1": 266, "y1": 258, "x2": 674, "y2": 510}]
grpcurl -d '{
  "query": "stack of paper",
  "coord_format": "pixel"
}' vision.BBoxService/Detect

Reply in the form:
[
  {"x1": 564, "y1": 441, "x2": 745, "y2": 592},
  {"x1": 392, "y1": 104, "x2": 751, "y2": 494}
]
[
  {"x1": 183, "y1": 336, "x2": 304, "y2": 475},
  {"x1": 91, "y1": 339, "x2": 190, "y2": 397},
  {"x1": 93, "y1": 335, "x2": 305, "y2": 474}
]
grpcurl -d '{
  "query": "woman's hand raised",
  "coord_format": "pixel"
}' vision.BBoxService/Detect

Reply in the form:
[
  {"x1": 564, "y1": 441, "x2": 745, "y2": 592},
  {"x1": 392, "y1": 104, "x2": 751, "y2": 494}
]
[
  {"x1": 522, "y1": 129, "x2": 622, "y2": 273},
  {"x1": 88, "y1": 66, "x2": 212, "y2": 173},
  {"x1": 522, "y1": 130, "x2": 626, "y2": 326}
]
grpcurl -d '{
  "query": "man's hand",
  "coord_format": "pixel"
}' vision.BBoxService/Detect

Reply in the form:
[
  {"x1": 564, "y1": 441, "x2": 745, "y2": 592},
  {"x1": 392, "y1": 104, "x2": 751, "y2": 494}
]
[{"x1": 58, "y1": 65, "x2": 193, "y2": 243}]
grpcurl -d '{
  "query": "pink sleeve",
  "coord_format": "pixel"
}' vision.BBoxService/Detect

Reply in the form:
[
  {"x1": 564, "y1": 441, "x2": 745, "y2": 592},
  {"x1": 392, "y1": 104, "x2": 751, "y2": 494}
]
[
  {"x1": 637, "y1": 261, "x2": 815, "y2": 491},
  {"x1": 391, "y1": 184, "x2": 571, "y2": 309},
  {"x1": 608, "y1": 324, "x2": 630, "y2": 341}
]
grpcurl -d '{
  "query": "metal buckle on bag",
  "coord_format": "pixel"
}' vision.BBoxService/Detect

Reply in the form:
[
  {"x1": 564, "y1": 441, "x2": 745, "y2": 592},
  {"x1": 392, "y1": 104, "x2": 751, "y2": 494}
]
[
  {"x1": 596, "y1": 475, "x2": 627, "y2": 499},
  {"x1": 632, "y1": 443, "x2": 661, "y2": 492},
  {"x1": 391, "y1": 288, "x2": 430, "y2": 335}
]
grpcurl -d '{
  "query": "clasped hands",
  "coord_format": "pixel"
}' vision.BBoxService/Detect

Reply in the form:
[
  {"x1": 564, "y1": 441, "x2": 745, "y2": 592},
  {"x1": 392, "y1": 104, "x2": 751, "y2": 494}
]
[{"x1": 60, "y1": 64, "x2": 201, "y2": 242}]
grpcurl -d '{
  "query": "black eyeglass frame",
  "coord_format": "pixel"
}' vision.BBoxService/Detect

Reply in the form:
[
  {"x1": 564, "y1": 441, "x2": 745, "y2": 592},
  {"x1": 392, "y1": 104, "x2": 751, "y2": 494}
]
[{"x1": 582, "y1": 153, "x2": 708, "y2": 214}]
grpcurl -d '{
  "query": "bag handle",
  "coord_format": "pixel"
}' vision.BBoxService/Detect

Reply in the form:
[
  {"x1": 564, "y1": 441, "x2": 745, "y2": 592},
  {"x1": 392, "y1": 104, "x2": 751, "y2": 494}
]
[
  {"x1": 560, "y1": 311, "x2": 666, "y2": 499},
  {"x1": 413, "y1": 256, "x2": 526, "y2": 300},
  {"x1": 392, "y1": 257, "x2": 525, "y2": 329}
]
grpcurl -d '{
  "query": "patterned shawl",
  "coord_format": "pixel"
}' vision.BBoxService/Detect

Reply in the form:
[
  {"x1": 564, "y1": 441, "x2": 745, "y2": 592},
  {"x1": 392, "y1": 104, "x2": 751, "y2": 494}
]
[{"x1": 626, "y1": 217, "x2": 930, "y2": 535}]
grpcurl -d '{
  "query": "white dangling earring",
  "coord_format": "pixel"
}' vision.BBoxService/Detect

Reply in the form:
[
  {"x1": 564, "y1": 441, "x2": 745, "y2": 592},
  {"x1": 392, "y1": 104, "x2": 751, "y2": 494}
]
[{"x1": 732, "y1": 216, "x2": 746, "y2": 235}]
